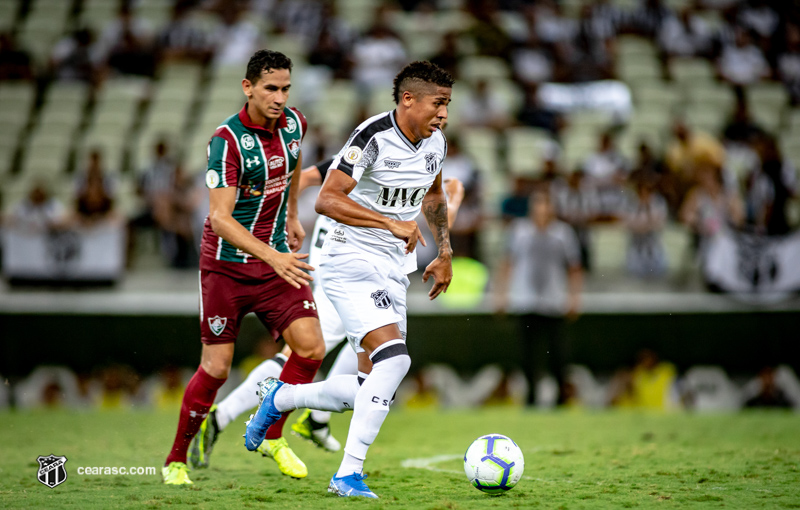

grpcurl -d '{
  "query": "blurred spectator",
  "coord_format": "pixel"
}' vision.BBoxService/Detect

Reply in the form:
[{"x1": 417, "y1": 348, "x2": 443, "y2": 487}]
[
  {"x1": 13, "y1": 366, "x2": 86, "y2": 409},
  {"x1": 96, "y1": 364, "x2": 140, "y2": 409},
  {"x1": 500, "y1": 176, "x2": 537, "y2": 223},
  {"x1": 210, "y1": 2, "x2": 262, "y2": 68},
  {"x1": 307, "y1": 15, "x2": 352, "y2": 79},
  {"x1": 657, "y1": 7, "x2": 714, "y2": 80},
  {"x1": 510, "y1": 25, "x2": 554, "y2": 86},
  {"x1": 458, "y1": 78, "x2": 509, "y2": 130},
  {"x1": 350, "y1": 5, "x2": 407, "y2": 107},
  {"x1": 0, "y1": 32, "x2": 33, "y2": 81},
  {"x1": 608, "y1": 349, "x2": 678, "y2": 410},
  {"x1": 625, "y1": 177, "x2": 668, "y2": 278},
  {"x1": 129, "y1": 138, "x2": 177, "y2": 262},
  {"x1": 74, "y1": 150, "x2": 116, "y2": 226},
  {"x1": 567, "y1": 3, "x2": 617, "y2": 82},
  {"x1": 515, "y1": 83, "x2": 565, "y2": 138},
  {"x1": 680, "y1": 164, "x2": 744, "y2": 251},
  {"x1": 157, "y1": 1, "x2": 213, "y2": 65},
  {"x1": 8, "y1": 182, "x2": 67, "y2": 231},
  {"x1": 442, "y1": 136, "x2": 483, "y2": 260},
  {"x1": 582, "y1": 131, "x2": 629, "y2": 186},
  {"x1": 777, "y1": 23, "x2": 800, "y2": 106},
  {"x1": 428, "y1": 31, "x2": 461, "y2": 80},
  {"x1": 665, "y1": 119, "x2": 726, "y2": 199},
  {"x1": 464, "y1": 1, "x2": 513, "y2": 59},
  {"x1": 736, "y1": 0, "x2": 779, "y2": 51},
  {"x1": 495, "y1": 190, "x2": 583, "y2": 406},
  {"x1": 554, "y1": 169, "x2": 596, "y2": 271},
  {"x1": 721, "y1": 94, "x2": 766, "y2": 145},
  {"x1": 149, "y1": 365, "x2": 186, "y2": 410},
  {"x1": 161, "y1": 164, "x2": 201, "y2": 269},
  {"x1": 98, "y1": 3, "x2": 156, "y2": 78},
  {"x1": 716, "y1": 28, "x2": 769, "y2": 87},
  {"x1": 629, "y1": 141, "x2": 678, "y2": 212},
  {"x1": 49, "y1": 28, "x2": 101, "y2": 85},
  {"x1": 743, "y1": 366, "x2": 795, "y2": 408},
  {"x1": 582, "y1": 131, "x2": 629, "y2": 218},
  {"x1": 627, "y1": 0, "x2": 672, "y2": 38},
  {"x1": 744, "y1": 134, "x2": 797, "y2": 235}
]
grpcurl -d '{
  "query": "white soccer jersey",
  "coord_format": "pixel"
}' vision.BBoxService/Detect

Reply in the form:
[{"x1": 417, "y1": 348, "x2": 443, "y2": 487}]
[{"x1": 323, "y1": 110, "x2": 447, "y2": 272}]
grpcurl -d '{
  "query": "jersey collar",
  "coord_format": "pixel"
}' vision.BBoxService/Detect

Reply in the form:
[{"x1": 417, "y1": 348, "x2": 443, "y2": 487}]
[
  {"x1": 239, "y1": 103, "x2": 288, "y2": 136},
  {"x1": 391, "y1": 110, "x2": 422, "y2": 152}
]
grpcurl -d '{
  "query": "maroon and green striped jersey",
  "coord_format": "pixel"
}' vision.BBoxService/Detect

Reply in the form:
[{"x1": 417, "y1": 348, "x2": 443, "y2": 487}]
[{"x1": 200, "y1": 103, "x2": 306, "y2": 267}]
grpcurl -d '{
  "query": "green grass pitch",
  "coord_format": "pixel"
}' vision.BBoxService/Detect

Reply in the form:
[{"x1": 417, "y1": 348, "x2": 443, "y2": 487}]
[{"x1": 1, "y1": 408, "x2": 798, "y2": 509}]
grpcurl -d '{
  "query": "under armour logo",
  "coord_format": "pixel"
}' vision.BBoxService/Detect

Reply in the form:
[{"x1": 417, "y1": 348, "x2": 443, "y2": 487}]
[
  {"x1": 246, "y1": 156, "x2": 260, "y2": 168},
  {"x1": 189, "y1": 411, "x2": 208, "y2": 419},
  {"x1": 303, "y1": 300, "x2": 316, "y2": 310}
]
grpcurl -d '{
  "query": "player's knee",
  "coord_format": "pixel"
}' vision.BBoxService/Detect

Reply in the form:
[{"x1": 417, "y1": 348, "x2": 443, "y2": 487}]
[
  {"x1": 292, "y1": 338, "x2": 326, "y2": 360},
  {"x1": 372, "y1": 342, "x2": 411, "y2": 375},
  {"x1": 201, "y1": 358, "x2": 231, "y2": 379}
]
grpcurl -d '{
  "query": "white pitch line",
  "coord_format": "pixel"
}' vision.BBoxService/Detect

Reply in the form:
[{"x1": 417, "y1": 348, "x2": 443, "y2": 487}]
[{"x1": 400, "y1": 454, "x2": 543, "y2": 481}]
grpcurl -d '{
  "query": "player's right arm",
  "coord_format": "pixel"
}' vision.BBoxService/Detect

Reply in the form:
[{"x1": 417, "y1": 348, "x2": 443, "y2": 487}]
[
  {"x1": 315, "y1": 169, "x2": 426, "y2": 253},
  {"x1": 205, "y1": 133, "x2": 312, "y2": 289},
  {"x1": 208, "y1": 187, "x2": 313, "y2": 288}
]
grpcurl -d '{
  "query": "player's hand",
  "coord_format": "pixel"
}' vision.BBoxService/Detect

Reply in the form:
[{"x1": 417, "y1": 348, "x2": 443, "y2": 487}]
[
  {"x1": 389, "y1": 219, "x2": 426, "y2": 254},
  {"x1": 422, "y1": 255, "x2": 452, "y2": 300},
  {"x1": 266, "y1": 251, "x2": 314, "y2": 289},
  {"x1": 286, "y1": 216, "x2": 305, "y2": 253}
]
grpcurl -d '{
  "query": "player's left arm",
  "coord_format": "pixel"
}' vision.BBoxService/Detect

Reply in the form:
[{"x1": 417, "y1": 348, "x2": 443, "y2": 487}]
[
  {"x1": 421, "y1": 172, "x2": 453, "y2": 300},
  {"x1": 285, "y1": 151, "x2": 305, "y2": 252},
  {"x1": 443, "y1": 177, "x2": 464, "y2": 227}
]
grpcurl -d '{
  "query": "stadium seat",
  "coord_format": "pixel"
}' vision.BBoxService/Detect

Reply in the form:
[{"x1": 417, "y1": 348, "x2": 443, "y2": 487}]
[
  {"x1": 592, "y1": 224, "x2": 628, "y2": 273},
  {"x1": 459, "y1": 127, "x2": 504, "y2": 204},
  {"x1": 458, "y1": 56, "x2": 511, "y2": 83},
  {"x1": 671, "y1": 58, "x2": 715, "y2": 85},
  {"x1": 506, "y1": 126, "x2": 554, "y2": 176}
]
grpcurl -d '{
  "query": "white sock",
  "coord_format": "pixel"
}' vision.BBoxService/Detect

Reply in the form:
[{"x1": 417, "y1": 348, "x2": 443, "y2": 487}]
[
  {"x1": 311, "y1": 345, "x2": 359, "y2": 424},
  {"x1": 337, "y1": 340, "x2": 410, "y2": 477},
  {"x1": 215, "y1": 354, "x2": 287, "y2": 430},
  {"x1": 274, "y1": 375, "x2": 359, "y2": 413}
]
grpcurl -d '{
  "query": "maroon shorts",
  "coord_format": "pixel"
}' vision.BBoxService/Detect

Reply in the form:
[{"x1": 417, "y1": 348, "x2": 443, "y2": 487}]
[{"x1": 199, "y1": 267, "x2": 318, "y2": 345}]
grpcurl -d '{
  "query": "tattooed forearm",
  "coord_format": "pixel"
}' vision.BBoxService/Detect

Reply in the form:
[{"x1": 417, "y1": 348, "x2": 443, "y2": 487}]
[{"x1": 423, "y1": 196, "x2": 452, "y2": 258}]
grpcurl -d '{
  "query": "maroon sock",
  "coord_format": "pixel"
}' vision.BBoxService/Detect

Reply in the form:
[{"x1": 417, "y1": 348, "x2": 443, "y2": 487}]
[
  {"x1": 265, "y1": 352, "x2": 322, "y2": 440},
  {"x1": 165, "y1": 366, "x2": 226, "y2": 465}
]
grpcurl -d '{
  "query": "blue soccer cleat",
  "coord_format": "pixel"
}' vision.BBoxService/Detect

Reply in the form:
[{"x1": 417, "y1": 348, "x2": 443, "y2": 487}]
[
  {"x1": 328, "y1": 472, "x2": 379, "y2": 498},
  {"x1": 244, "y1": 377, "x2": 284, "y2": 451}
]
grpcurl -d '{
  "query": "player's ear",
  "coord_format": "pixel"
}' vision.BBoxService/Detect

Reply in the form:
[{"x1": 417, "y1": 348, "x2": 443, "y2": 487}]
[
  {"x1": 242, "y1": 78, "x2": 253, "y2": 98},
  {"x1": 401, "y1": 90, "x2": 415, "y2": 107}
]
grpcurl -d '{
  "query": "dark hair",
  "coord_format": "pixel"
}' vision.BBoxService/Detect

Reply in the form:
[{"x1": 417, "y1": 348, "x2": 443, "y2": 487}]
[
  {"x1": 246, "y1": 50, "x2": 293, "y2": 83},
  {"x1": 392, "y1": 61, "x2": 454, "y2": 104}
]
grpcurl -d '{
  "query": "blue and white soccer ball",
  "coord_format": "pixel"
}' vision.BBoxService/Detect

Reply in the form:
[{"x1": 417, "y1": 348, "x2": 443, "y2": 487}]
[{"x1": 463, "y1": 434, "x2": 524, "y2": 495}]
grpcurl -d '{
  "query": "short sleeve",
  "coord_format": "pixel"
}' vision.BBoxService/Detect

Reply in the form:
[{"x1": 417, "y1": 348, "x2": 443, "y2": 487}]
[
  {"x1": 290, "y1": 107, "x2": 308, "y2": 141},
  {"x1": 205, "y1": 135, "x2": 240, "y2": 189}
]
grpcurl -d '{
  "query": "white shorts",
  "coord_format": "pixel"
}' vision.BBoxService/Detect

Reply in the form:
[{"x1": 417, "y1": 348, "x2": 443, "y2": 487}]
[
  {"x1": 319, "y1": 250, "x2": 409, "y2": 353},
  {"x1": 310, "y1": 216, "x2": 347, "y2": 354},
  {"x1": 313, "y1": 281, "x2": 346, "y2": 354}
]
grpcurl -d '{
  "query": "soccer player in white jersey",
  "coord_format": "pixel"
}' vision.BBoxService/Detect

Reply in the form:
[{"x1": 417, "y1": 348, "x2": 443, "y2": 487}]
[
  {"x1": 244, "y1": 61, "x2": 455, "y2": 498},
  {"x1": 189, "y1": 157, "x2": 465, "y2": 476}
]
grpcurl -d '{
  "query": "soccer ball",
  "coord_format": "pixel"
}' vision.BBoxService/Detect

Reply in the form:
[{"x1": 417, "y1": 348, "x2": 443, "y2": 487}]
[{"x1": 463, "y1": 434, "x2": 524, "y2": 495}]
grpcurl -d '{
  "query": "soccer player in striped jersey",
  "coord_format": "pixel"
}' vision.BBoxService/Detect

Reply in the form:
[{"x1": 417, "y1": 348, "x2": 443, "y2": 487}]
[{"x1": 162, "y1": 50, "x2": 326, "y2": 485}]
